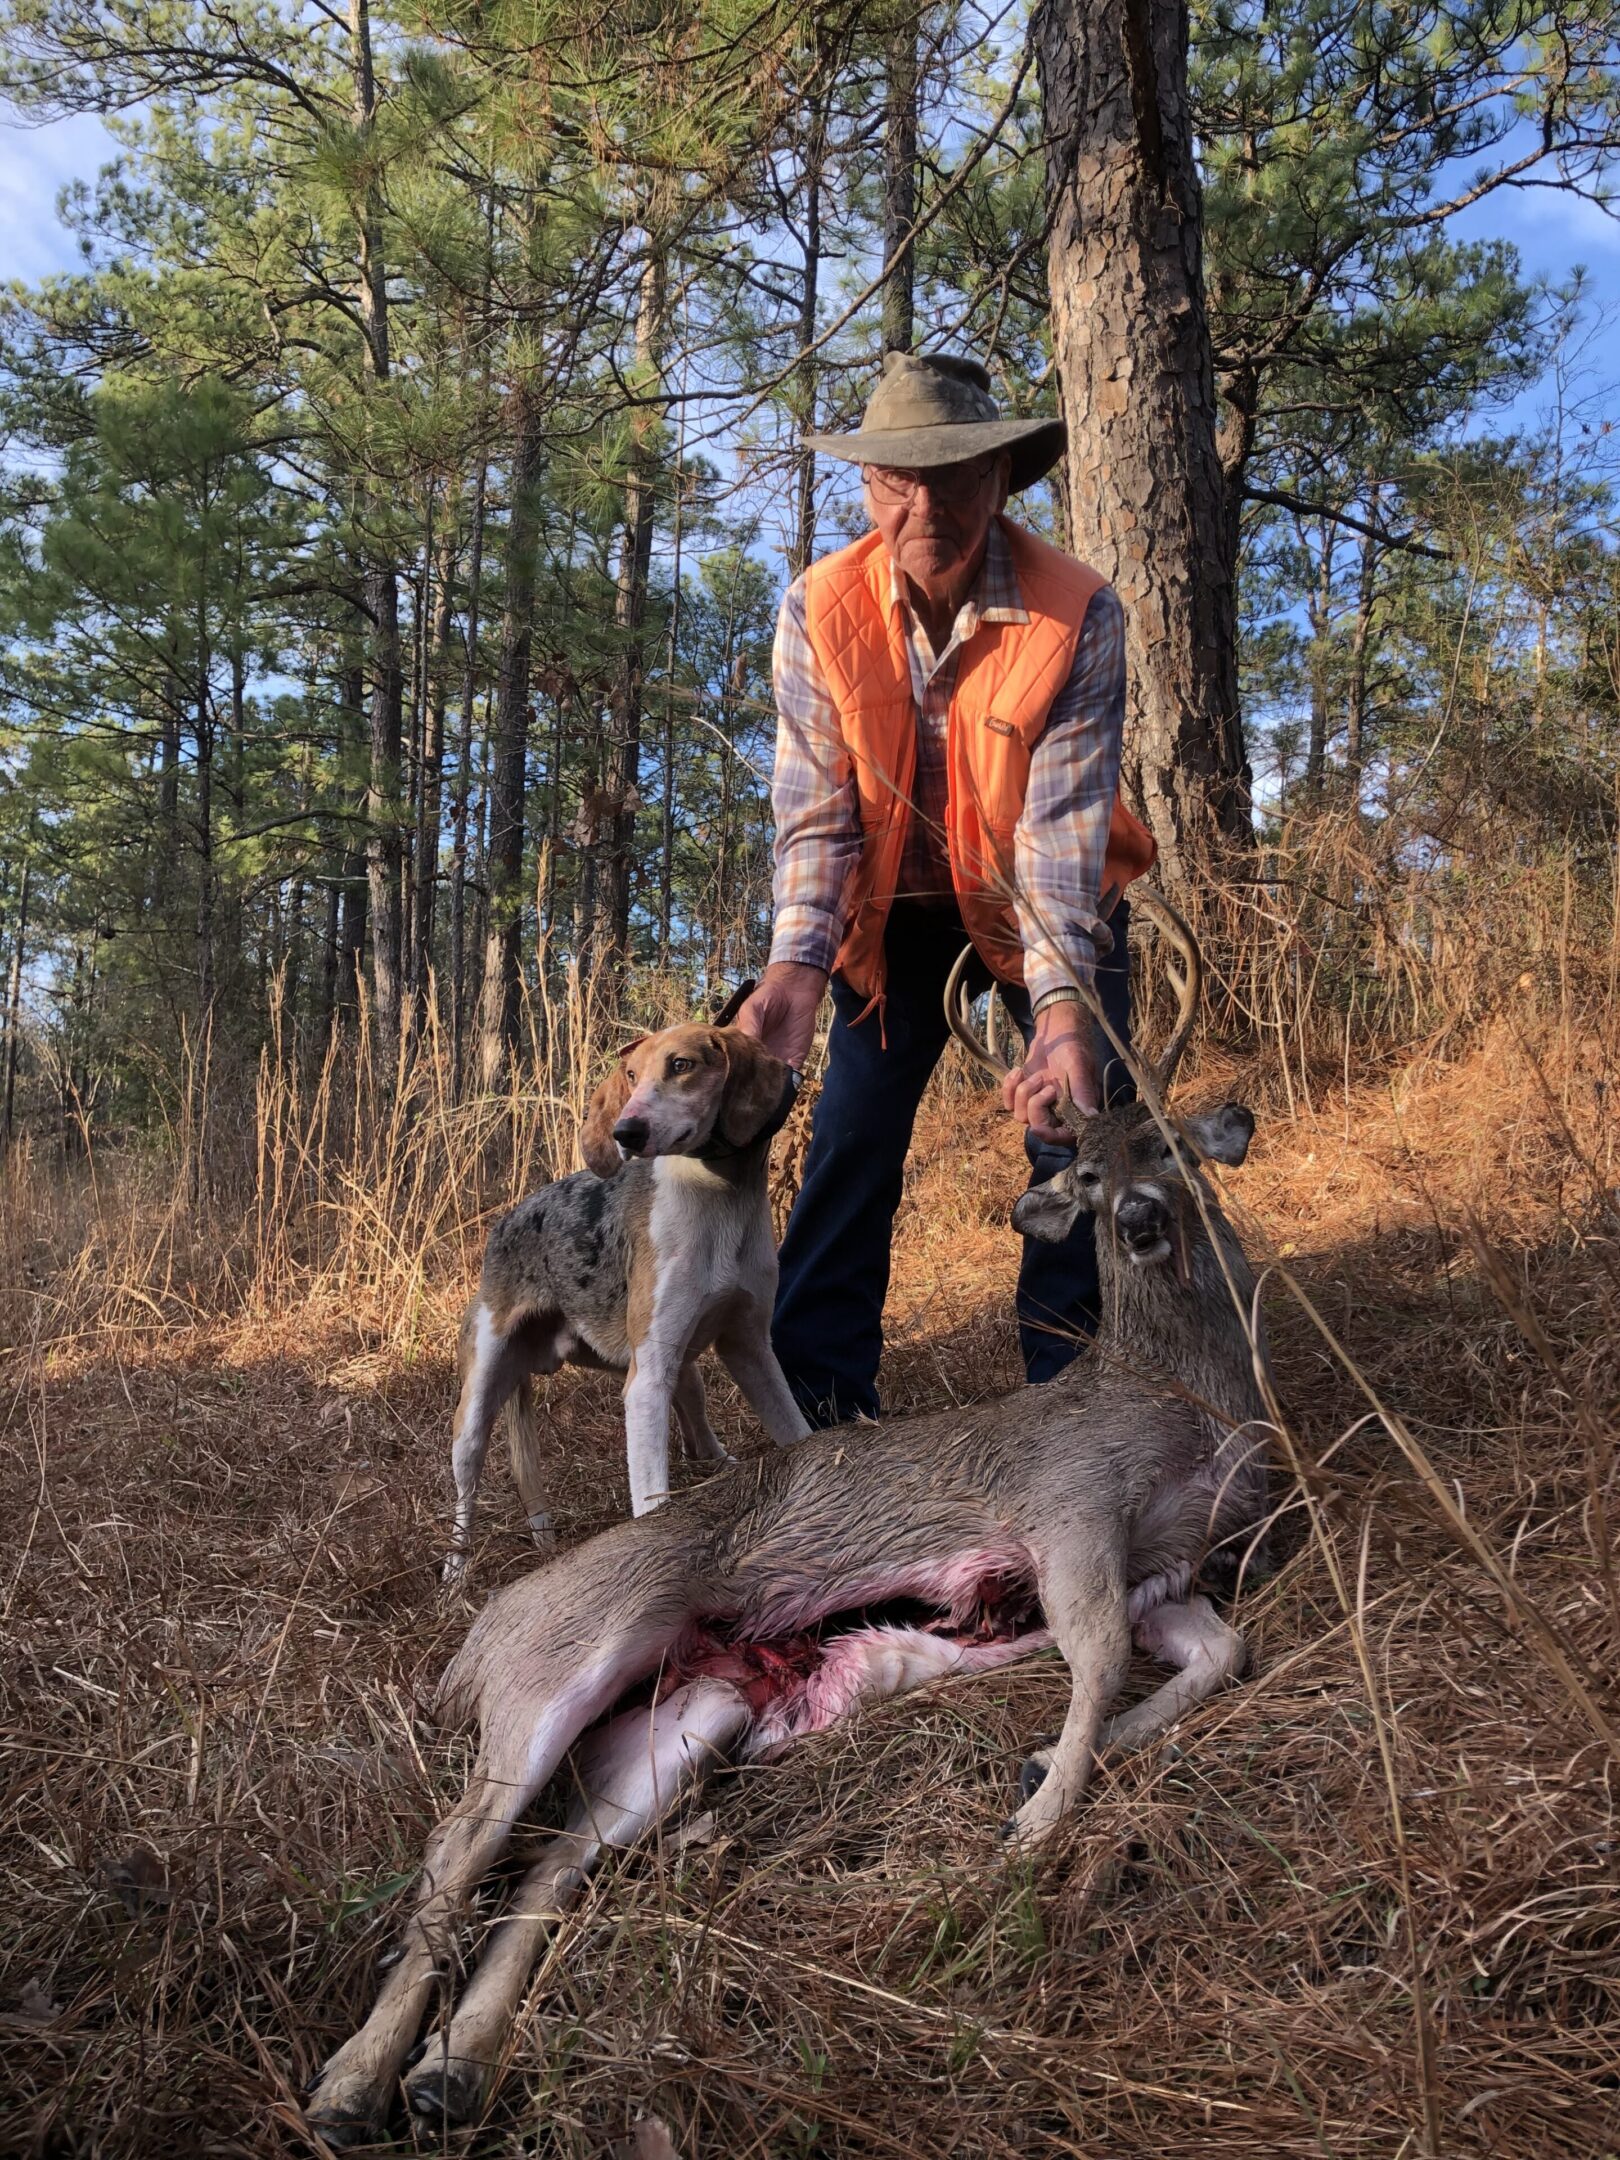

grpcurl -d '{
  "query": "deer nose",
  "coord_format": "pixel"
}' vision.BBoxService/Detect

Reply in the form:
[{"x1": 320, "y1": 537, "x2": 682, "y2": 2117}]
[
  {"x1": 1114, "y1": 1195, "x2": 1168, "y2": 1250},
  {"x1": 612, "y1": 1115, "x2": 651, "y2": 1156}
]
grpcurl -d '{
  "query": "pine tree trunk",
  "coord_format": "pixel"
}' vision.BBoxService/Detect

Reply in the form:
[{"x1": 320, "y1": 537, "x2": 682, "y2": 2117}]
[
  {"x1": 195, "y1": 677, "x2": 214, "y2": 1031},
  {"x1": 478, "y1": 387, "x2": 547, "y2": 1087},
  {"x1": 337, "y1": 662, "x2": 369, "y2": 1020},
  {"x1": 450, "y1": 458, "x2": 488, "y2": 1097},
  {"x1": 1, "y1": 855, "x2": 28, "y2": 1149},
  {"x1": 194, "y1": 518, "x2": 215, "y2": 1035},
  {"x1": 350, "y1": 0, "x2": 404, "y2": 1050},
  {"x1": 413, "y1": 521, "x2": 455, "y2": 1030},
  {"x1": 602, "y1": 248, "x2": 667, "y2": 970},
  {"x1": 789, "y1": 91, "x2": 827, "y2": 581},
  {"x1": 1345, "y1": 499, "x2": 1379, "y2": 801},
  {"x1": 1036, "y1": 0, "x2": 1249, "y2": 887},
  {"x1": 1303, "y1": 524, "x2": 1332, "y2": 800},
  {"x1": 882, "y1": 19, "x2": 919, "y2": 355}
]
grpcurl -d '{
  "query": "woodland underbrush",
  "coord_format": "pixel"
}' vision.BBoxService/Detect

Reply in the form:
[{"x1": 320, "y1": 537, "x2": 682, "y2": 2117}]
[{"x1": 3, "y1": 864, "x2": 1619, "y2": 2156}]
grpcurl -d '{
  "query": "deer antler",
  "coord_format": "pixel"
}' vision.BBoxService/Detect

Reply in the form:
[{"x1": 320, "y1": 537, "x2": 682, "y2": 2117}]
[
  {"x1": 943, "y1": 884, "x2": 1204, "y2": 1113},
  {"x1": 1127, "y1": 884, "x2": 1203, "y2": 1092},
  {"x1": 944, "y1": 946, "x2": 1093, "y2": 1136},
  {"x1": 945, "y1": 944, "x2": 1013, "y2": 1084}
]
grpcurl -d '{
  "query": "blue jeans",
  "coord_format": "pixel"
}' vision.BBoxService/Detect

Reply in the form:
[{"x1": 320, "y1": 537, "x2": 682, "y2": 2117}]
[{"x1": 771, "y1": 901, "x2": 1133, "y2": 1427}]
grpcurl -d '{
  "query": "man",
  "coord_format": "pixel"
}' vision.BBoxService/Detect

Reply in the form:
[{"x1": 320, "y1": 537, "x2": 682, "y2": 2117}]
[{"x1": 737, "y1": 350, "x2": 1154, "y2": 1427}]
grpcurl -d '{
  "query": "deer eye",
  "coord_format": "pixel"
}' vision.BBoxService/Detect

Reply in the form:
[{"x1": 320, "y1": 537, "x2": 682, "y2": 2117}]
[
  {"x1": 1077, "y1": 1168, "x2": 1100, "y2": 1189},
  {"x1": 667, "y1": 1057, "x2": 692, "y2": 1076}
]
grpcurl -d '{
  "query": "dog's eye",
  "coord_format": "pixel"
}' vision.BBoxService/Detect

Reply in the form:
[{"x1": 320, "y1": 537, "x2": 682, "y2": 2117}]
[{"x1": 668, "y1": 1057, "x2": 692, "y2": 1076}]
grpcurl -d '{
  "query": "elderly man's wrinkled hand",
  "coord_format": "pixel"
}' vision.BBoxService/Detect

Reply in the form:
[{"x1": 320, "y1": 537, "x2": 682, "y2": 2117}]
[
  {"x1": 734, "y1": 961, "x2": 827, "y2": 1072},
  {"x1": 1002, "y1": 1010, "x2": 1100, "y2": 1146}
]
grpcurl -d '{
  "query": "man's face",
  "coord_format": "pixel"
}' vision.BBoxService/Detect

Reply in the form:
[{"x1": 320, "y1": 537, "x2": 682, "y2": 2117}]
[{"x1": 862, "y1": 455, "x2": 1011, "y2": 597}]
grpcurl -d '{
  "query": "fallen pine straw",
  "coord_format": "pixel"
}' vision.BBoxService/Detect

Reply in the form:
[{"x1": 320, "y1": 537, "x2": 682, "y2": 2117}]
[{"x1": 2, "y1": 1012, "x2": 1619, "y2": 2157}]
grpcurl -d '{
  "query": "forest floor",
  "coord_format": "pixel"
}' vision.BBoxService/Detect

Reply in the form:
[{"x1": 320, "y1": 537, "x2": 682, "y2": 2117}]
[{"x1": 3, "y1": 1020, "x2": 1619, "y2": 2158}]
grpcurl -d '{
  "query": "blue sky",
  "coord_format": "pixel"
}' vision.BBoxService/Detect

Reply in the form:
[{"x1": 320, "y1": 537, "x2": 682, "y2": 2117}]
[{"x1": 1, "y1": 105, "x2": 1615, "y2": 442}]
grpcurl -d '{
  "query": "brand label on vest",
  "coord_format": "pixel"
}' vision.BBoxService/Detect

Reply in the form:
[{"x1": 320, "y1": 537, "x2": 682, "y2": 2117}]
[{"x1": 984, "y1": 715, "x2": 1015, "y2": 737}]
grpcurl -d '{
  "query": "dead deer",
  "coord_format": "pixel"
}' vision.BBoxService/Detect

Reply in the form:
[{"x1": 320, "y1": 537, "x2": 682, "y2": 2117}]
[{"x1": 308, "y1": 889, "x2": 1276, "y2": 2144}]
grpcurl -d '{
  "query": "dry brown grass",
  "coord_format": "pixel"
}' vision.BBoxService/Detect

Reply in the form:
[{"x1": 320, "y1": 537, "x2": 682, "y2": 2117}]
[{"x1": 4, "y1": 917, "x2": 1620, "y2": 2158}]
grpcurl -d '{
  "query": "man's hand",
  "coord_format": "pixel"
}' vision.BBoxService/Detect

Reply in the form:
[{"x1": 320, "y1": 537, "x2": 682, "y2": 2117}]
[
  {"x1": 734, "y1": 961, "x2": 827, "y2": 1071},
  {"x1": 1002, "y1": 1003, "x2": 1100, "y2": 1146}
]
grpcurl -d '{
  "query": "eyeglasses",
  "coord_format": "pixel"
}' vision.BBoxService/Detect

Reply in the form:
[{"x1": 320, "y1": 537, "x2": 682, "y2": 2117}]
[{"x1": 862, "y1": 458, "x2": 998, "y2": 507}]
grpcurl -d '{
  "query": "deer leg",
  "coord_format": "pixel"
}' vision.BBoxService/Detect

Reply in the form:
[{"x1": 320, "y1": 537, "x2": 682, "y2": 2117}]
[
  {"x1": 403, "y1": 1677, "x2": 749, "y2": 2127},
  {"x1": 307, "y1": 1771, "x2": 538, "y2": 2143},
  {"x1": 714, "y1": 1318, "x2": 811, "y2": 1447},
  {"x1": 1006, "y1": 1545, "x2": 1129, "y2": 1845},
  {"x1": 1100, "y1": 1595, "x2": 1246, "y2": 1755},
  {"x1": 672, "y1": 1360, "x2": 732, "y2": 1467},
  {"x1": 308, "y1": 1658, "x2": 633, "y2": 2145}
]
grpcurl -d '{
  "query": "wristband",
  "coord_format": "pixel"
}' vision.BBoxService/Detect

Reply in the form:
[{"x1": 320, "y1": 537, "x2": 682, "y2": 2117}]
[{"x1": 1031, "y1": 986, "x2": 1083, "y2": 1019}]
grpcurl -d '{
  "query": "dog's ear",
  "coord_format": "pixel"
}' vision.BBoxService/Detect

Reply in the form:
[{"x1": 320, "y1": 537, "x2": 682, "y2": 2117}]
[
  {"x1": 1181, "y1": 1103, "x2": 1255, "y2": 1168},
  {"x1": 579, "y1": 1043, "x2": 642, "y2": 1178},
  {"x1": 718, "y1": 1030, "x2": 789, "y2": 1148}
]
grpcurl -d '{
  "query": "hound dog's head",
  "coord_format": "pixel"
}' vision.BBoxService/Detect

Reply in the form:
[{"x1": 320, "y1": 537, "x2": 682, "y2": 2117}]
[{"x1": 580, "y1": 1025, "x2": 793, "y2": 1178}]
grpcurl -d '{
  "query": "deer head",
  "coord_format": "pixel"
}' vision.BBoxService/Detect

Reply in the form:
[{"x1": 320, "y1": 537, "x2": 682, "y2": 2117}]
[{"x1": 945, "y1": 885, "x2": 1256, "y2": 1272}]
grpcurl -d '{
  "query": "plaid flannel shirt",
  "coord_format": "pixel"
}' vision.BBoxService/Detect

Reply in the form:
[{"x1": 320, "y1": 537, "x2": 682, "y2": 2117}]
[{"x1": 767, "y1": 519, "x2": 1125, "y2": 1001}]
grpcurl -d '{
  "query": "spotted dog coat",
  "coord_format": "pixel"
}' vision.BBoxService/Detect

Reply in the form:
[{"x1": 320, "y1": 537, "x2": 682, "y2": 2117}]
[{"x1": 443, "y1": 1023, "x2": 808, "y2": 1578}]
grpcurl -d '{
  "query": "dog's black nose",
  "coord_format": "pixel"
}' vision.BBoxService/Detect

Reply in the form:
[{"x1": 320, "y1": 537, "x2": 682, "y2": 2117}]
[{"x1": 612, "y1": 1116, "x2": 650, "y2": 1156}]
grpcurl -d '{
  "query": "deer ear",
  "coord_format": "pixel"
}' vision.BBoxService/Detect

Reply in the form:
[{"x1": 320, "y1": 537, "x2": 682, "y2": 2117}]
[
  {"x1": 1182, "y1": 1103, "x2": 1254, "y2": 1167},
  {"x1": 718, "y1": 1031, "x2": 789, "y2": 1147},
  {"x1": 579, "y1": 1046, "x2": 641, "y2": 1178},
  {"x1": 1011, "y1": 1180, "x2": 1085, "y2": 1244}
]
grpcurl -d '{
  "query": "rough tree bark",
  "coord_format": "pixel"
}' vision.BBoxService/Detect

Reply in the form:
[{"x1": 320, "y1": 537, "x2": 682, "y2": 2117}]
[
  {"x1": 1345, "y1": 491, "x2": 1381, "y2": 800},
  {"x1": 882, "y1": 17, "x2": 918, "y2": 355},
  {"x1": 411, "y1": 521, "x2": 456, "y2": 1028},
  {"x1": 336, "y1": 662, "x2": 369, "y2": 1021},
  {"x1": 1304, "y1": 522, "x2": 1333, "y2": 800},
  {"x1": 477, "y1": 386, "x2": 547, "y2": 1088},
  {"x1": 788, "y1": 85, "x2": 828, "y2": 581},
  {"x1": 350, "y1": 0, "x2": 405, "y2": 1050},
  {"x1": 1036, "y1": 0, "x2": 1250, "y2": 887},
  {"x1": 1, "y1": 854, "x2": 29, "y2": 1150},
  {"x1": 450, "y1": 456, "x2": 487, "y2": 1094},
  {"x1": 601, "y1": 246, "x2": 667, "y2": 970}
]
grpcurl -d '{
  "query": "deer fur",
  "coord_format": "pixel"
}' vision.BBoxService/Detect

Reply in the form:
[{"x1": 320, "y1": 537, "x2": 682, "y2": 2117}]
[{"x1": 309, "y1": 980, "x2": 1277, "y2": 2143}]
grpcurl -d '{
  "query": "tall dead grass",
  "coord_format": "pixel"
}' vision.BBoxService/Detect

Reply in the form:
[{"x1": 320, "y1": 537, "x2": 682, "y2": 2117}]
[{"x1": 2, "y1": 835, "x2": 1619, "y2": 2157}]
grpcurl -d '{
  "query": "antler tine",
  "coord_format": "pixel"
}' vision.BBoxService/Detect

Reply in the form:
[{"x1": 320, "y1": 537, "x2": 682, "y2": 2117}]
[
  {"x1": 944, "y1": 944, "x2": 1014, "y2": 1084},
  {"x1": 1127, "y1": 883, "x2": 1203, "y2": 1091}
]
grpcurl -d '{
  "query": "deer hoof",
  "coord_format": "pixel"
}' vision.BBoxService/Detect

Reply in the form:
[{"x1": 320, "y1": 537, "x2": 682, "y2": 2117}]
[
  {"x1": 405, "y1": 2049, "x2": 491, "y2": 2126},
  {"x1": 304, "y1": 2091, "x2": 383, "y2": 2151},
  {"x1": 1018, "y1": 1749, "x2": 1052, "y2": 1805}
]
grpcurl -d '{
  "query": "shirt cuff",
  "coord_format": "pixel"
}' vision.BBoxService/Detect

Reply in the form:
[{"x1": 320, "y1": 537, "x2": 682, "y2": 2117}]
[
  {"x1": 769, "y1": 905, "x2": 843, "y2": 976},
  {"x1": 1022, "y1": 915, "x2": 1114, "y2": 1006}
]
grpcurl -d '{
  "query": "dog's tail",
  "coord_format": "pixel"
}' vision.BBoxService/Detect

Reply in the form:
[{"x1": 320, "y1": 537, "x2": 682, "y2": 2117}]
[{"x1": 500, "y1": 1376, "x2": 552, "y2": 1546}]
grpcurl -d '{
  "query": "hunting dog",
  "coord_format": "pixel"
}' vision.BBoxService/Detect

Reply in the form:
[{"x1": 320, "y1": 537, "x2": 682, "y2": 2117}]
[
  {"x1": 442, "y1": 1016, "x2": 808, "y2": 1580},
  {"x1": 310, "y1": 890, "x2": 1278, "y2": 2140}
]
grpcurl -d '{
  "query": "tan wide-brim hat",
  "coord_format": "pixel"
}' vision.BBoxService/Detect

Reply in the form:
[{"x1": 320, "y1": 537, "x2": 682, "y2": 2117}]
[{"x1": 805, "y1": 350, "x2": 1066, "y2": 493}]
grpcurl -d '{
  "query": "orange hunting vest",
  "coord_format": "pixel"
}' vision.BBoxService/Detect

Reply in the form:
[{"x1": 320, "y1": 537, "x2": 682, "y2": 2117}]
[{"x1": 802, "y1": 515, "x2": 1155, "y2": 1009}]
